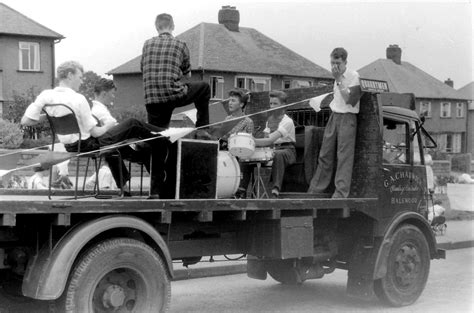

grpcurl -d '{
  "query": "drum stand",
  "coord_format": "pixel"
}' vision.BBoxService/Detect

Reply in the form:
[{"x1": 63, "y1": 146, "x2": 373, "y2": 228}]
[{"x1": 250, "y1": 162, "x2": 269, "y2": 199}]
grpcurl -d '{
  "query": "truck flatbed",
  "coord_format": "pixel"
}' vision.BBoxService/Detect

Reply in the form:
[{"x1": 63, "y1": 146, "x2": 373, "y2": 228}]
[{"x1": 0, "y1": 191, "x2": 377, "y2": 226}]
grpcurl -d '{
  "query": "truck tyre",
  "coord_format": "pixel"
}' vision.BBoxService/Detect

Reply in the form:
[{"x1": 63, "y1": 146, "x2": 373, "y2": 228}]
[
  {"x1": 62, "y1": 238, "x2": 171, "y2": 313},
  {"x1": 374, "y1": 224, "x2": 430, "y2": 307},
  {"x1": 266, "y1": 259, "x2": 303, "y2": 285}
]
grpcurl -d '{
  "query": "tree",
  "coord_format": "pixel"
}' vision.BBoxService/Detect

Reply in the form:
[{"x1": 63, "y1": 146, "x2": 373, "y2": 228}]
[{"x1": 79, "y1": 71, "x2": 102, "y2": 102}]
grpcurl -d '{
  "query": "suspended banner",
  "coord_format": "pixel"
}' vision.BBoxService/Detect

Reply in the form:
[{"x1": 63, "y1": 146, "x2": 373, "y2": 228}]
[{"x1": 308, "y1": 92, "x2": 333, "y2": 112}]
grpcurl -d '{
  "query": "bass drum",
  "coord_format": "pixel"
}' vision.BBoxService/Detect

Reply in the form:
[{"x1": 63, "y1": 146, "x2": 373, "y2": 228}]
[{"x1": 216, "y1": 151, "x2": 241, "y2": 198}]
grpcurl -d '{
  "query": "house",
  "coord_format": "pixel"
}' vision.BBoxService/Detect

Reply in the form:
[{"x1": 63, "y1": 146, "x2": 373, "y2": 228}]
[
  {"x1": 359, "y1": 45, "x2": 469, "y2": 154},
  {"x1": 0, "y1": 2, "x2": 63, "y2": 119},
  {"x1": 108, "y1": 6, "x2": 332, "y2": 114},
  {"x1": 458, "y1": 82, "x2": 474, "y2": 155}
]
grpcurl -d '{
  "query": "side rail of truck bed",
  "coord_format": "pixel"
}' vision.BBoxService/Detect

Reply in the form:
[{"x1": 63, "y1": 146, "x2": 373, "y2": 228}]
[{"x1": 0, "y1": 194, "x2": 378, "y2": 226}]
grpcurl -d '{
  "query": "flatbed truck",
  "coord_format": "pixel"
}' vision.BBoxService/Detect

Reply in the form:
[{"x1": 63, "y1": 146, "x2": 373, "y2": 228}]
[{"x1": 0, "y1": 88, "x2": 445, "y2": 312}]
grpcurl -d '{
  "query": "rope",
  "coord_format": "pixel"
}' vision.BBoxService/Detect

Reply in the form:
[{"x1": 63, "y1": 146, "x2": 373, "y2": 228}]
[
  {"x1": 1, "y1": 95, "x2": 318, "y2": 174},
  {"x1": 0, "y1": 144, "x2": 50, "y2": 157}
]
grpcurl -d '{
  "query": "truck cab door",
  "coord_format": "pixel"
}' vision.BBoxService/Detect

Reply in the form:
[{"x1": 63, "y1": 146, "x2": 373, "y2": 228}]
[{"x1": 381, "y1": 117, "x2": 428, "y2": 216}]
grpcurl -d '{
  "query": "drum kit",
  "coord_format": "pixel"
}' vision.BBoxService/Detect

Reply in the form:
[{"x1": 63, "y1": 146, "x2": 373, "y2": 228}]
[{"x1": 216, "y1": 133, "x2": 275, "y2": 199}]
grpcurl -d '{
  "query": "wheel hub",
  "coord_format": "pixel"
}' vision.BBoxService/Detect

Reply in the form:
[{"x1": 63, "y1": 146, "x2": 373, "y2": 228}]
[
  {"x1": 394, "y1": 245, "x2": 421, "y2": 286},
  {"x1": 103, "y1": 285, "x2": 126, "y2": 308}
]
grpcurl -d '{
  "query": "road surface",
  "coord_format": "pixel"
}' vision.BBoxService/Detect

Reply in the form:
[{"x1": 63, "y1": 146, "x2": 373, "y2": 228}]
[{"x1": 0, "y1": 248, "x2": 472, "y2": 312}]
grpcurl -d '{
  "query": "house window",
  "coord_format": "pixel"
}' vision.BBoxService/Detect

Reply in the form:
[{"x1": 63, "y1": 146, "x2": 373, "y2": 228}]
[
  {"x1": 210, "y1": 76, "x2": 224, "y2": 99},
  {"x1": 293, "y1": 80, "x2": 313, "y2": 88},
  {"x1": 19, "y1": 42, "x2": 40, "y2": 71},
  {"x1": 456, "y1": 103, "x2": 464, "y2": 118},
  {"x1": 440, "y1": 102, "x2": 451, "y2": 118},
  {"x1": 419, "y1": 101, "x2": 431, "y2": 118},
  {"x1": 441, "y1": 133, "x2": 462, "y2": 153},
  {"x1": 282, "y1": 79, "x2": 313, "y2": 90},
  {"x1": 235, "y1": 76, "x2": 271, "y2": 92}
]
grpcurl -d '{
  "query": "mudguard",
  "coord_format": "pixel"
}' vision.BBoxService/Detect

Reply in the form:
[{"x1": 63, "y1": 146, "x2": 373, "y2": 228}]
[
  {"x1": 347, "y1": 211, "x2": 440, "y2": 299},
  {"x1": 373, "y1": 211, "x2": 440, "y2": 280},
  {"x1": 22, "y1": 215, "x2": 172, "y2": 300}
]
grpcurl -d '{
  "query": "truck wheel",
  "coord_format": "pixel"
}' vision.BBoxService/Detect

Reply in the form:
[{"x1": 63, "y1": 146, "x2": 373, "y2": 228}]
[
  {"x1": 63, "y1": 238, "x2": 171, "y2": 313},
  {"x1": 266, "y1": 259, "x2": 303, "y2": 285},
  {"x1": 374, "y1": 224, "x2": 430, "y2": 307}
]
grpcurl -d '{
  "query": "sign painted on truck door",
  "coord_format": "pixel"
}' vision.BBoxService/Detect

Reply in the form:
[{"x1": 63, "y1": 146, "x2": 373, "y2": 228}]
[{"x1": 381, "y1": 165, "x2": 427, "y2": 213}]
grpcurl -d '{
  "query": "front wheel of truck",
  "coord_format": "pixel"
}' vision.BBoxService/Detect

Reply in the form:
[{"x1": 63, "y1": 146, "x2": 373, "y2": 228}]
[
  {"x1": 374, "y1": 224, "x2": 430, "y2": 307},
  {"x1": 62, "y1": 238, "x2": 171, "y2": 313}
]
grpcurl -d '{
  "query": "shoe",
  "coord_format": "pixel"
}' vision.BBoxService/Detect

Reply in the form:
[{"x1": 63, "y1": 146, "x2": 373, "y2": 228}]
[
  {"x1": 271, "y1": 188, "x2": 279, "y2": 198},
  {"x1": 123, "y1": 191, "x2": 132, "y2": 197},
  {"x1": 194, "y1": 129, "x2": 212, "y2": 140},
  {"x1": 234, "y1": 188, "x2": 247, "y2": 199},
  {"x1": 147, "y1": 194, "x2": 160, "y2": 199}
]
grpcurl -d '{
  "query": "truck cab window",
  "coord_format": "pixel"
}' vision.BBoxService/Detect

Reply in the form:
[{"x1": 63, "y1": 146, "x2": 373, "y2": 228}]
[{"x1": 382, "y1": 118, "x2": 409, "y2": 164}]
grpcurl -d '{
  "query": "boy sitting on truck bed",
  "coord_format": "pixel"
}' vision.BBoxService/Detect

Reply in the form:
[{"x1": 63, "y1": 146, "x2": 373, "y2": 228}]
[
  {"x1": 237, "y1": 90, "x2": 296, "y2": 198},
  {"x1": 21, "y1": 61, "x2": 167, "y2": 198}
]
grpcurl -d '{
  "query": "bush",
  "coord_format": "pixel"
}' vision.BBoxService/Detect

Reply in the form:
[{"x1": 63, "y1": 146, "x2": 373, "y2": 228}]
[
  {"x1": 0, "y1": 119, "x2": 23, "y2": 148},
  {"x1": 450, "y1": 153, "x2": 472, "y2": 173},
  {"x1": 111, "y1": 106, "x2": 147, "y2": 123}
]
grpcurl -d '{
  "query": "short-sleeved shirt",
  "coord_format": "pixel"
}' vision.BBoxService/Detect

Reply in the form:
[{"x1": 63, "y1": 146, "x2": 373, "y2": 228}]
[
  {"x1": 91, "y1": 100, "x2": 117, "y2": 126},
  {"x1": 264, "y1": 114, "x2": 295, "y2": 145},
  {"x1": 330, "y1": 68, "x2": 360, "y2": 114},
  {"x1": 141, "y1": 32, "x2": 191, "y2": 105},
  {"x1": 24, "y1": 87, "x2": 97, "y2": 144}
]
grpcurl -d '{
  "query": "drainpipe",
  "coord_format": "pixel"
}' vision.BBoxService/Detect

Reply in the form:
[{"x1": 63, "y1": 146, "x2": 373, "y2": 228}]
[{"x1": 52, "y1": 38, "x2": 63, "y2": 88}]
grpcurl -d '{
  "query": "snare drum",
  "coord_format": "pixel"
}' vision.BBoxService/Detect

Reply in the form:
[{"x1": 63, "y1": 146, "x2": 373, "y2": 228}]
[
  {"x1": 242, "y1": 147, "x2": 274, "y2": 162},
  {"x1": 228, "y1": 133, "x2": 255, "y2": 158}
]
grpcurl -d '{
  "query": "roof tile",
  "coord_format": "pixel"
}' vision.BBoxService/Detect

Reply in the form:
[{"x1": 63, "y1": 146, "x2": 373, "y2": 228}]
[
  {"x1": 359, "y1": 59, "x2": 467, "y2": 100},
  {"x1": 109, "y1": 22, "x2": 331, "y2": 79},
  {"x1": 0, "y1": 3, "x2": 63, "y2": 38}
]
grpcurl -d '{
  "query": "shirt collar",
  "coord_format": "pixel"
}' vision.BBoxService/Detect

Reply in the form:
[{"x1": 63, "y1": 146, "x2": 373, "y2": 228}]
[{"x1": 159, "y1": 32, "x2": 173, "y2": 37}]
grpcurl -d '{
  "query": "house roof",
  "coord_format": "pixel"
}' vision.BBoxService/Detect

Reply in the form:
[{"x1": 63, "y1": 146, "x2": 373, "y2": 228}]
[
  {"x1": 358, "y1": 59, "x2": 467, "y2": 100},
  {"x1": 457, "y1": 82, "x2": 473, "y2": 100},
  {"x1": 108, "y1": 22, "x2": 331, "y2": 79},
  {"x1": 0, "y1": 3, "x2": 63, "y2": 39}
]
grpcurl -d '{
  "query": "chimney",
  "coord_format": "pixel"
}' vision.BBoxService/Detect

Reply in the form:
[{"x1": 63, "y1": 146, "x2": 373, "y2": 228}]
[
  {"x1": 218, "y1": 6, "x2": 239, "y2": 32},
  {"x1": 386, "y1": 44, "x2": 402, "y2": 65},
  {"x1": 444, "y1": 78, "x2": 454, "y2": 88}
]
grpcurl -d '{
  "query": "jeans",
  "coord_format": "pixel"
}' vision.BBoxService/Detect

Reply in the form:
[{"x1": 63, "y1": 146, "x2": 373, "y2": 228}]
[
  {"x1": 146, "y1": 81, "x2": 211, "y2": 128},
  {"x1": 64, "y1": 118, "x2": 166, "y2": 189}
]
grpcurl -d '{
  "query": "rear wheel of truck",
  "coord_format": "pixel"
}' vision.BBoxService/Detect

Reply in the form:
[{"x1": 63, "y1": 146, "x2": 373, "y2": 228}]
[
  {"x1": 62, "y1": 238, "x2": 171, "y2": 313},
  {"x1": 266, "y1": 259, "x2": 304, "y2": 285},
  {"x1": 374, "y1": 224, "x2": 430, "y2": 307}
]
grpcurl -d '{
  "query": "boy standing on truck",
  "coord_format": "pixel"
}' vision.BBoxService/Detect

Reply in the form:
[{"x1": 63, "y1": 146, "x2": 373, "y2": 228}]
[
  {"x1": 308, "y1": 47, "x2": 361, "y2": 198},
  {"x1": 21, "y1": 61, "x2": 166, "y2": 197},
  {"x1": 141, "y1": 13, "x2": 211, "y2": 140}
]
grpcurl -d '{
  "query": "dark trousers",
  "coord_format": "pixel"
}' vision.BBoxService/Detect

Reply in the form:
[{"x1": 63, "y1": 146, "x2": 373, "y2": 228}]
[
  {"x1": 146, "y1": 81, "x2": 211, "y2": 128},
  {"x1": 64, "y1": 118, "x2": 165, "y2": 189},
  {"x1": 239, "y1": 146, "x2": 296, "y2": 192},
  {"x1": 307, "y1": 113, "x2": 357, "y2": 198}
]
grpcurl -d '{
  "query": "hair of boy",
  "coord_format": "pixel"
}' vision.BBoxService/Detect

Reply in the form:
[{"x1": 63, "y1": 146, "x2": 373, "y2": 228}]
[
  {"x1": 228, "y1": 89, "x2": 249, "y2": 109},
  {"x1": 94, "y1": 78, "x2": 116, "y2": 95},
  {"x1": 155, "y1": 13, "x2": 174, "y2": 31},
  {"x1": 269, "y1": 90, "x2": 288, "y2": 104},
  {"x1": 57, "y1": 61, "x2": 84, "y2": 80},
  {"x1": 330, "y1": 47, "x2": 348, "y2": 61}
]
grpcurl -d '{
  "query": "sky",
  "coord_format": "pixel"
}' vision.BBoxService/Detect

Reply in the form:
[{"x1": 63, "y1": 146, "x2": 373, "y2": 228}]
[{"x1": 2, "y1": 0, "x2": 473, "y2": 88}]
